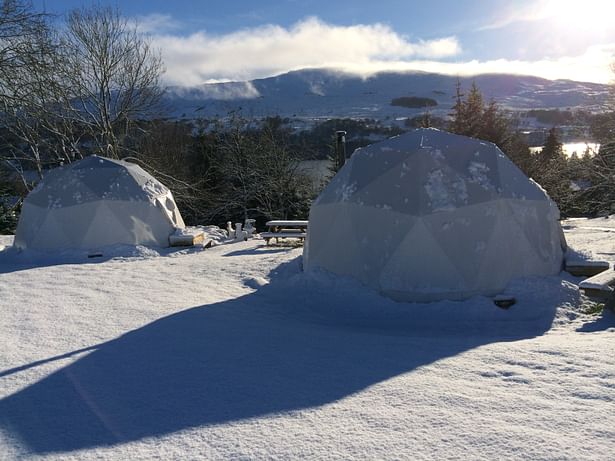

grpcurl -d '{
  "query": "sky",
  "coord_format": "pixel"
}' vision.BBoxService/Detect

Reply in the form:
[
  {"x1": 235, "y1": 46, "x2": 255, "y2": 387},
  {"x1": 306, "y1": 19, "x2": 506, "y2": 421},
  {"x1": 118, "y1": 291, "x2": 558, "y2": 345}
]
[{"x1": 35, "y1": 0, "x2": 615, "y2": 86}]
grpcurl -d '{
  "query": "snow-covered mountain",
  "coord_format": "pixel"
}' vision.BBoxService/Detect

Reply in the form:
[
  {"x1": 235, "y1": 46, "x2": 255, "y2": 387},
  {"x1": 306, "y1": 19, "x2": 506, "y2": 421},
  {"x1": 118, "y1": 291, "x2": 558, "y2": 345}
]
[{"x1": 164, "y1": 69, "x2": 610, "y2": 120}]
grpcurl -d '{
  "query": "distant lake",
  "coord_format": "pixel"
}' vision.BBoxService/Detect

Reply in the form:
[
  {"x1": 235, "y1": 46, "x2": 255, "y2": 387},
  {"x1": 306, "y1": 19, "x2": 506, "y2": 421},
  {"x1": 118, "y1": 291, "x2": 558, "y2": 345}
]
[
  {"x1": 530, "y1": 142, "x2": 600, "y2": 157},
  {"x1": 298, "y1": 159, "x2": 331, "y2": 189}
]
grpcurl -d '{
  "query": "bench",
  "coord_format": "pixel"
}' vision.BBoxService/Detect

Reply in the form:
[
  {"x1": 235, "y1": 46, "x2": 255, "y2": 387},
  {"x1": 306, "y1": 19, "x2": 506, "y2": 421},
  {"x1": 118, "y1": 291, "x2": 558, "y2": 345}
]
[
  {"x1": 261, "y1": 231, "x2": 307, "y2": 245},
  {"x1": 579, "y1": 267, "x2": 615, "y2": 299},
  {"x1": 262, "y1": 220, "x2": 308, "y2": 245}
]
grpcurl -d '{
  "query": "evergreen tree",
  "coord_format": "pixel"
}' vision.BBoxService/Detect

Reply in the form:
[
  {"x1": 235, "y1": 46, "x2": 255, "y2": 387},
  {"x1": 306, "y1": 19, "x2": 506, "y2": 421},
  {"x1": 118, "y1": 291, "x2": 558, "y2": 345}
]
[
  {"x1": 447, "y1": 82, "x2": 574, "y2": 210},
  {"x1": 481, "y1": 99, "x2": 510, "y2": 148},
  {"x1": 540, "y1": 128, "x2": 565, "y2": 164},
  {"x1": 448, "y1": 81, "x2": 509, "y2": 147},
  {"x1": 505, "y1": 133, "x2": 534, "y2": 178},
  {"x1": 464, "y1": 82, "x2": 484, "y2": 138},
  {"x1": 533, "y1": 128, "x2": 571, "y2": 213},
  {"x1": 419, "y1": 110, "x2": 432, "y2": 128},
  {"x1": 449, "y1": 78, "x2": 466, "y2": 134}
]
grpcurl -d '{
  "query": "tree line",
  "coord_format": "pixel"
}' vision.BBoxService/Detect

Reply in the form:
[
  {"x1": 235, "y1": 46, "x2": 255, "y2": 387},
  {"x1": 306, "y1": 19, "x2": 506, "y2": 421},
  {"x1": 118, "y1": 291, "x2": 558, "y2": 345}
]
[
  {"x1": 0, "y1": 1, "x2": 316, "y2": 232},
  {"x1": 447, "y1": 80, "x2": 615, "y2": 217},
  {"x1": 1, "y1": 0, "x2": 615, "y2": 235}
]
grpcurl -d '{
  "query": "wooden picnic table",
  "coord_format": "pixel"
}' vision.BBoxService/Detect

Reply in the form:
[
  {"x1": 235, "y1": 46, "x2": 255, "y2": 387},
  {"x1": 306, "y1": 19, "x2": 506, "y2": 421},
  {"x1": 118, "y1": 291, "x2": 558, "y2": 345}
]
[{"x1": 261, "y1": 220, "x2": 308, "y2": 245}]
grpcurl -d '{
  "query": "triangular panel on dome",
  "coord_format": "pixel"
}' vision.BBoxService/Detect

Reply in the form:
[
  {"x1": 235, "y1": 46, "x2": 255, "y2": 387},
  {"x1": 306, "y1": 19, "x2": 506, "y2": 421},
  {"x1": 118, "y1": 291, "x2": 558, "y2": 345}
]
[
  {"x1": 112, "y1": 200, "x2": 173, "y2": 247},
  {"x1": 379, "y1": 218, "x2": 467, "y2": 301},
  {"x1": 422, "y1": 202, "x2": 499, "y2": 288},
  {"x1": 476, "y1": 206, "x2": 559, "y2": 289},
  {"x1": 348, "y1": 204, "x2": 417, "y2": 283},
  {"x1": 29, "y1": 212, "x2": 72, "y2": 249},
  {"x1": 55, "y1": 202, "x2": 100, "y2": 247},
  {"x1": 80, "y1": 200, "x2": 137, "y2": 248},
  {"x1": 304, "y1": 202, "x2": 363, "y2": 280},
  {"x1": 417, "y1": 160, "x2": 474, "y2": 215},
  {"x1": 443, "y1": 139, "x2": 500, "y2": 179},
  {"x1": 495, "y1": 156, "x2": 549, "y2": 201},
  {"x1": 350, "y1": 157, "x2": 423, "y2": 214},
  {"x1": 346, "y1": 145, "x2": 412, "y2": 194},
  {"x1": 78, "y1": 168, "x2": 139, "y2": 202},
  {"x1": 123, "y1": 162, "x2": 160, "y2": 188},
  {"x1": 417, "y1": 147, "x2": 501, "y2": 214},
  {"x1": 312, "y1": 161, "x2": 355, "y2": 206},
  {"x1": 13, "y1": 202, "x2": 47, "y2": 247},
  {"x1": 504, "y1": 198, "x2": 563, "y2": 264}
]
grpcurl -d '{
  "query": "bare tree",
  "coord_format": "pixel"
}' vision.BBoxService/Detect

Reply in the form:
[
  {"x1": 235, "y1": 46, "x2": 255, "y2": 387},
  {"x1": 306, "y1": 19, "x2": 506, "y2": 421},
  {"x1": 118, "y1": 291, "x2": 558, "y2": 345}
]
[
  {"x1": 130, "y1": 119, "x2": 214, "y2": 224},
  {"x1": 0, "y1": 1, "x2": 47, "y2": 100},
  {"x1": 202, "y1": 117, "x2": 312, "y2": 225},
  {"x1": 0, "y1": 0, "x2": 66, "y2": 185},
  {"x1": 61, "y1": 6, "x2": 165, "y2": 158}
]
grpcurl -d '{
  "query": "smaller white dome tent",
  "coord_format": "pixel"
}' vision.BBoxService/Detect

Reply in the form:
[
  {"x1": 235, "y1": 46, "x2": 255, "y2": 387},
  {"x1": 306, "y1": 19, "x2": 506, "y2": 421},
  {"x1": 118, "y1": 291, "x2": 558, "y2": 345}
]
[
  {"x1": 14, "y1": 156, "x2": 185, "y2": 250},
  {"x1": 304, "y1": 129, "x2": 565, "y2": 302}
]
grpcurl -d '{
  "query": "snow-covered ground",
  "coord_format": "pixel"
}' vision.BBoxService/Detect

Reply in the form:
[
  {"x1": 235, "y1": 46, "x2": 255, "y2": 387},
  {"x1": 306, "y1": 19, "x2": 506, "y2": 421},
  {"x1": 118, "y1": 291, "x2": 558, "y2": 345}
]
[{"x1": 0, "y1": 218, "x2": 614, "y2": 460}]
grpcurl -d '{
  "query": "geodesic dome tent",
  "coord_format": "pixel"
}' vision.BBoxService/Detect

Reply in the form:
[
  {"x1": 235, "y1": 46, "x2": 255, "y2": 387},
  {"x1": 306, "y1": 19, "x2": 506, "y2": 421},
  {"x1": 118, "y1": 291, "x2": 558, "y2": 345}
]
[
  {"x1": 14, "y1": 156, "x2": 185, "y2": 250},
  {"x1": 304, "y1": 128, "x2": 565, "y2": 302}
]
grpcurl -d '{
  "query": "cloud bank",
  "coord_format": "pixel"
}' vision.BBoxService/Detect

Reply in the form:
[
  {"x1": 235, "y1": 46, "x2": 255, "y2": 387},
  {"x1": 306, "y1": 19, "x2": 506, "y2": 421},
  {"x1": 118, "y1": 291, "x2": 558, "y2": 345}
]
[
  {"x1": 143, "y1": 15, "x2": 613, "y2": 86},
  {"x1": 152, "y1": 17, "x2": 460, "y2": 86},
  {"x1": 355, "y1": 44, "x2": 615, "y2": 84}
]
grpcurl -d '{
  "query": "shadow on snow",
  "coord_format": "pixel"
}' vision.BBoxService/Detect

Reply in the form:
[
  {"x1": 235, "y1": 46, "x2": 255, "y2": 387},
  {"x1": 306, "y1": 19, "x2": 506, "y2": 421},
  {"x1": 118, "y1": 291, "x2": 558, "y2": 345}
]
[
  {"x1": 0, "y1": 244, "x2": 205, "y2": 274},
  {"x1": 0, "y1": 259, "x2": 561, "y2": 455}
]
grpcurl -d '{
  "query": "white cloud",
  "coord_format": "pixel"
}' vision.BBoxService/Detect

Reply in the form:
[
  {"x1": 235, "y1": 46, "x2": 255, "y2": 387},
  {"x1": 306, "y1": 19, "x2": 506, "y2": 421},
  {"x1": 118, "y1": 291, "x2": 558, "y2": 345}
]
[
  {"x1": 478, "y1": 1, "x2": 549, "y2": 31},
  {"x1": 338, "y1": 43, "x2": 615, "y2": 84},
  {"x1": 144, "y1": 15, "x2": 614, "y2": 86},
  {"x1": 134, "y1": 13, "x2": 181, "y2": 34},
  {"x1": 151, "y1": 17, "x2": 461, "y2": 86}
]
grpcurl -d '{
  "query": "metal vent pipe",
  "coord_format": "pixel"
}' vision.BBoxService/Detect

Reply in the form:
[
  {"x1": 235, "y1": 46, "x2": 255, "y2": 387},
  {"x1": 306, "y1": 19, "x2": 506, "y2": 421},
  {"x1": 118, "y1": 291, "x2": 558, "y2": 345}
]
[{"x1": 335, "y1": 130, "x2": 347, "y2": 168}]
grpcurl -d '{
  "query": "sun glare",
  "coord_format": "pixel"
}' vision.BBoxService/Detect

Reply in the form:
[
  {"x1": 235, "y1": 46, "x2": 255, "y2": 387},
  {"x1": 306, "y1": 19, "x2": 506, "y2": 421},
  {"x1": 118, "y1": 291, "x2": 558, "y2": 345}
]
[{"x1": 546, "y1": 0, "x2": 615, "y2": 32}]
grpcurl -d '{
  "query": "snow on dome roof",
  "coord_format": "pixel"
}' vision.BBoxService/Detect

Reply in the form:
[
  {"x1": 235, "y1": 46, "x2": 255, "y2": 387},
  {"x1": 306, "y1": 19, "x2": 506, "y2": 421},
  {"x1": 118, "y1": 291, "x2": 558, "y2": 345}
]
[
  {"x1": 315, "y1": 128, "x2": 546, "y2": 214},
  {"x1": 27, "y1": 156, "x2": 169, "y2": 209},
  {"x1": 304, "y1": 128, "x2": 565, "y2": 302}
]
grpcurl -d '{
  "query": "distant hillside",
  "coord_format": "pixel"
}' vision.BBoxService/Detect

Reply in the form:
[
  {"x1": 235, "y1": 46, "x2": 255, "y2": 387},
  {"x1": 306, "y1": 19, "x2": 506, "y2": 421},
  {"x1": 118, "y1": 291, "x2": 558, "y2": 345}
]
[{"x1": 163, "y1": 69, "x2": 610, "y2": 120}]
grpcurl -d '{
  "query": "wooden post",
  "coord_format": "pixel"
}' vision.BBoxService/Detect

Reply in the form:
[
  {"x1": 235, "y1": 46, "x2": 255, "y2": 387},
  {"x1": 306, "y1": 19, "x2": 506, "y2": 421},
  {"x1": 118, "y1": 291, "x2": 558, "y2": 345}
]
[{"x1": 336, "y1": 130, "x2": 347, "y2": 169}]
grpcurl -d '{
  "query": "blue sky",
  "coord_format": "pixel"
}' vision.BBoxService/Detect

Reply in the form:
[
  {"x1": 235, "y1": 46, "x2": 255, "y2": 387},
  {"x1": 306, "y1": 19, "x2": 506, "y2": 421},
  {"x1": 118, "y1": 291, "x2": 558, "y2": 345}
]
[{"x1": 36, "y1": 0, "x2": 615, "y2": 85}]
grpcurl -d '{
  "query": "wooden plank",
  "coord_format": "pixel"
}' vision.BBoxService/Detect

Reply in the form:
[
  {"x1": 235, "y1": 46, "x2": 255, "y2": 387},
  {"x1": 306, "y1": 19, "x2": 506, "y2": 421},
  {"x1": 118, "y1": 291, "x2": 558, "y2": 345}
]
[
  {"x1": 565, "y1": 260, "x2": 610, "y2": 277},
  {"x1": 261, "y1": 231, "x2": 306, "y2": 245},
  {"x1": 169, "y1": 231, "x2": 205, "y2": 247},
  {"x1": 267, "y1": 228, "x2": 305, "y2": 234},
  {"x1": 580, "y1": 287, "x2": 613, "y2": 300},
  {"x1": 265, "y1": 220, "x2": 308, "y2": 227},
  {"x1": 579, "y1": 268, "x2": 615, "y2": 298},
  {"x1": 261, "y1": 232, "x2": 306, "y2": 239},
  {"x1": 579, "y1": 271, "x2": 615, "y2": 290}
]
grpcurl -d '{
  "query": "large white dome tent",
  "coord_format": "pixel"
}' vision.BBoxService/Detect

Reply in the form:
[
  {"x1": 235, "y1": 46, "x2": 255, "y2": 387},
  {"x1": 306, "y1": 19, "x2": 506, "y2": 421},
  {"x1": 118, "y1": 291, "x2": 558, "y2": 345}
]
[
  {"x1": 14, "y1": 156, "x2": 185, "y2": 250},
  {"x1": 304, "y1": 128, "x2": 566, "y2": 302}
]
